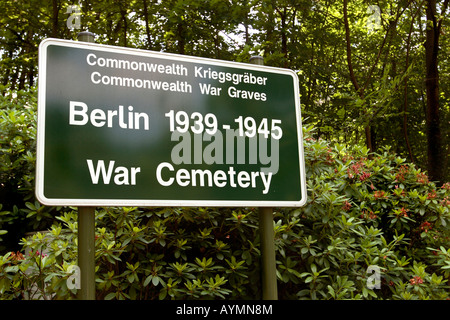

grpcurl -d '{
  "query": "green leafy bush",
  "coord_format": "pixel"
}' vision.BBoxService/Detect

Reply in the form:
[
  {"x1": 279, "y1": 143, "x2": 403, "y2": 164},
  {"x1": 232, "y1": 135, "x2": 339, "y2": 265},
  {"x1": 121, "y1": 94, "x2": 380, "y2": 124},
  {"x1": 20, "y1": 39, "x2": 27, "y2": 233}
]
[
  {"x1": 0, "y1": 90, "x2": 449, "y2": 300},
  {"x1": 275, "y1": 125, "x2": 450, "y2": 300},
  {"x1": 0, "y1": 88, "x2": 56, "y2": 253}
]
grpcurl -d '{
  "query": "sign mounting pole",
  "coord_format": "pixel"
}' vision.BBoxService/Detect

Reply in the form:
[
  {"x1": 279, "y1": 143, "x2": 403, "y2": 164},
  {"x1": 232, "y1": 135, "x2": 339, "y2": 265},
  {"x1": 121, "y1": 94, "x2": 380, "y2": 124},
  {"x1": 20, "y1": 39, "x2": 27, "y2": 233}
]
[
  {"x1": 259, "y1": 207, "x2": 277, "y2": 300},
  {"x1": 249, "y1": 55, "x2": 278, "y2": 300},
  {"x1": 76, "y1": 31, "x2": 96, "y2": 301}
]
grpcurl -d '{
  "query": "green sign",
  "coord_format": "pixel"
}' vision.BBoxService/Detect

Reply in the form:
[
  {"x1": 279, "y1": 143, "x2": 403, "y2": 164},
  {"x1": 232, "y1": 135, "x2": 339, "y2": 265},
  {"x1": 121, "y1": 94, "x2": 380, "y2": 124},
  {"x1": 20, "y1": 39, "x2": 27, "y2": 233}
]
[{"x1": 36, "y1": 38, "x2": 306, "y2": 207}]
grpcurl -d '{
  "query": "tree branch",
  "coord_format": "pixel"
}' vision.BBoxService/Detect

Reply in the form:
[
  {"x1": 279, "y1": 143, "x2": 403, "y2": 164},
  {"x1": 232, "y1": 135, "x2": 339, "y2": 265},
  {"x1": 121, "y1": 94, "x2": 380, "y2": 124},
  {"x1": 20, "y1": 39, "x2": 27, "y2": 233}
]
[{"x1": 343, "y1": 0, "x2": 361, "y2": 96}]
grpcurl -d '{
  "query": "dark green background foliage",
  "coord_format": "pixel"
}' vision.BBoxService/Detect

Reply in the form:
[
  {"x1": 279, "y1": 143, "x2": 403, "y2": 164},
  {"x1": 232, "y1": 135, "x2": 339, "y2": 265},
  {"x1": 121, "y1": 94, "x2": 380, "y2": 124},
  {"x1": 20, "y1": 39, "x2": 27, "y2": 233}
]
[
  {"x1": 0, "y1": 0, "x2": 448, "y2": 182},
  {"x1": 1, "y1": 90, "x2": 449, "y2": 299},
  {"x1": 0, "y1": 0, "x2": 449, "y2": 300}
]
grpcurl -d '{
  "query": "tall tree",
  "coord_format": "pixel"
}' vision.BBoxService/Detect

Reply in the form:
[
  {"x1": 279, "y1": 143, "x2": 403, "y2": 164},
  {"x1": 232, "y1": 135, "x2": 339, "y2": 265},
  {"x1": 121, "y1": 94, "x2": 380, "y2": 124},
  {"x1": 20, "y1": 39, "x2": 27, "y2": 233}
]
[
  {"x1": 0, "y1": 0, "x2": 447, "y2": 181},
  {"x1": 424, "y1": 0, "x2": 448, "y2": 184}
]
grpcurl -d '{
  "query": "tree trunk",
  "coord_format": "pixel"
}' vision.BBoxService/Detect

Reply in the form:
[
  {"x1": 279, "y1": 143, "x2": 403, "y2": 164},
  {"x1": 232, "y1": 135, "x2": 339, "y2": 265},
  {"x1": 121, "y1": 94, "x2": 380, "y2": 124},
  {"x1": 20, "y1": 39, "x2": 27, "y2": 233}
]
[
  {"x1": 280, "y1": 8, "x2": 288, "y2": 68},
  {"x1": 402, "y1": 2, "x2": 423, "y2": 164},
  {"x1": 424, "y1": 0, "x2": 446, "y2": 184},
  {"x1": 343, "y1": 0, "x2": 373, "y2": 153},
  {"x1": 52, "y1": 0, "x2": 59, "y2": 38},
  {"x1": 142, "y1": 0, "x2": 152, "y2": 49},
  {"x1": 120, "y1": 6, "x2": 128, "y2": 47},
  {"x1": 177, "y1": 23, "x2": 185, "y2": 55}
]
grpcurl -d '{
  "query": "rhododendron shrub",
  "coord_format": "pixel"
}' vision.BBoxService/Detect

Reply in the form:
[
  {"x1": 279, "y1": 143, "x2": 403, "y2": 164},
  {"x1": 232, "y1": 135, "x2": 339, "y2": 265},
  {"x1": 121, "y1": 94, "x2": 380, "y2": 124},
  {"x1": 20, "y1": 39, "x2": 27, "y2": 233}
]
[
  {"x1": 276, "y1": 125, "x2": 449, "y2": 300},
  {"x1": 1, "y1": 112, "x2": 449, "y2": 299}
]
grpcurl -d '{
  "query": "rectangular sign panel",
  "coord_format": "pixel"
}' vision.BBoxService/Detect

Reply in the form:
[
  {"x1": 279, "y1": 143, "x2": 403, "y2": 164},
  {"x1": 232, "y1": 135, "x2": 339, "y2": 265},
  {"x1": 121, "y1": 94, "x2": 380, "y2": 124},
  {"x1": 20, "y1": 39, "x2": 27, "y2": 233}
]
[{"x1": 36, "y1": 38, "x2": 306, "y2": 207}]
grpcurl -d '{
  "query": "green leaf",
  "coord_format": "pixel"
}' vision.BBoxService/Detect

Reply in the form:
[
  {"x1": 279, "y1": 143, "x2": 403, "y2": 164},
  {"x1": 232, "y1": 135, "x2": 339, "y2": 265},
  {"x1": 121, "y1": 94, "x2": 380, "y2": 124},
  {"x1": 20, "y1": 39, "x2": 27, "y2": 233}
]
[
  {"x1": 327, "y1": 285, "x2": 335, "y2": 297},
  {"x1": 25, "y1": 202, "x2": 37, "y2": 210},
  {"x1": 144, "y1": 275, "x2": 153, "y2": 287},
  {"x1": 105, "y1": 292, "x2": 116, "y2": 300}
]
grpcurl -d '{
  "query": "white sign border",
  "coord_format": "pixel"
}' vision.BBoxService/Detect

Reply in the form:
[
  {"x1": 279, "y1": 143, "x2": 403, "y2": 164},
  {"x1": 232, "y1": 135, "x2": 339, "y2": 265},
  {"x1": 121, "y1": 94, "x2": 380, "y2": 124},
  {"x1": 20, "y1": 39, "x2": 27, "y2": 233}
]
[{"x1": 36, "y1": 38, "x2": 307, "y2": 207}]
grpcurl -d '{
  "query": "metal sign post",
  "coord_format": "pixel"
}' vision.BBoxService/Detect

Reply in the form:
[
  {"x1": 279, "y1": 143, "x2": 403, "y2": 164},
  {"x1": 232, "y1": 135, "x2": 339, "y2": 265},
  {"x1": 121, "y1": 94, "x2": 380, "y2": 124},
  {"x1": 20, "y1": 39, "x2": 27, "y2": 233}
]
[
  {"x1": 249, "y1": 56, "x2": 278, "y2": 300},
  {"x1": 77, "y1": 206, "x2": 95, "y2": 300},
  {"x1": 76, "y1": 32, "x2": 96, "y2": 300}
]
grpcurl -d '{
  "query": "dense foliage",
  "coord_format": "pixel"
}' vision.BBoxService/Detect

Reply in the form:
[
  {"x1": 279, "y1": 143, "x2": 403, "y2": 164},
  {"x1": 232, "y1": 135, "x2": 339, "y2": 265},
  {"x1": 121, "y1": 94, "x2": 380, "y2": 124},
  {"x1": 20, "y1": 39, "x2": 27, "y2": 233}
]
[
  {"x1": 0, "y1": 89, "x2": 449, "y2": 299},
  {"x1": 0, "y1": 0, "x2": 448, "y2": 182},
  {"x1": 0, "y1": 0, "x2": 449, "y2": 300}
]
